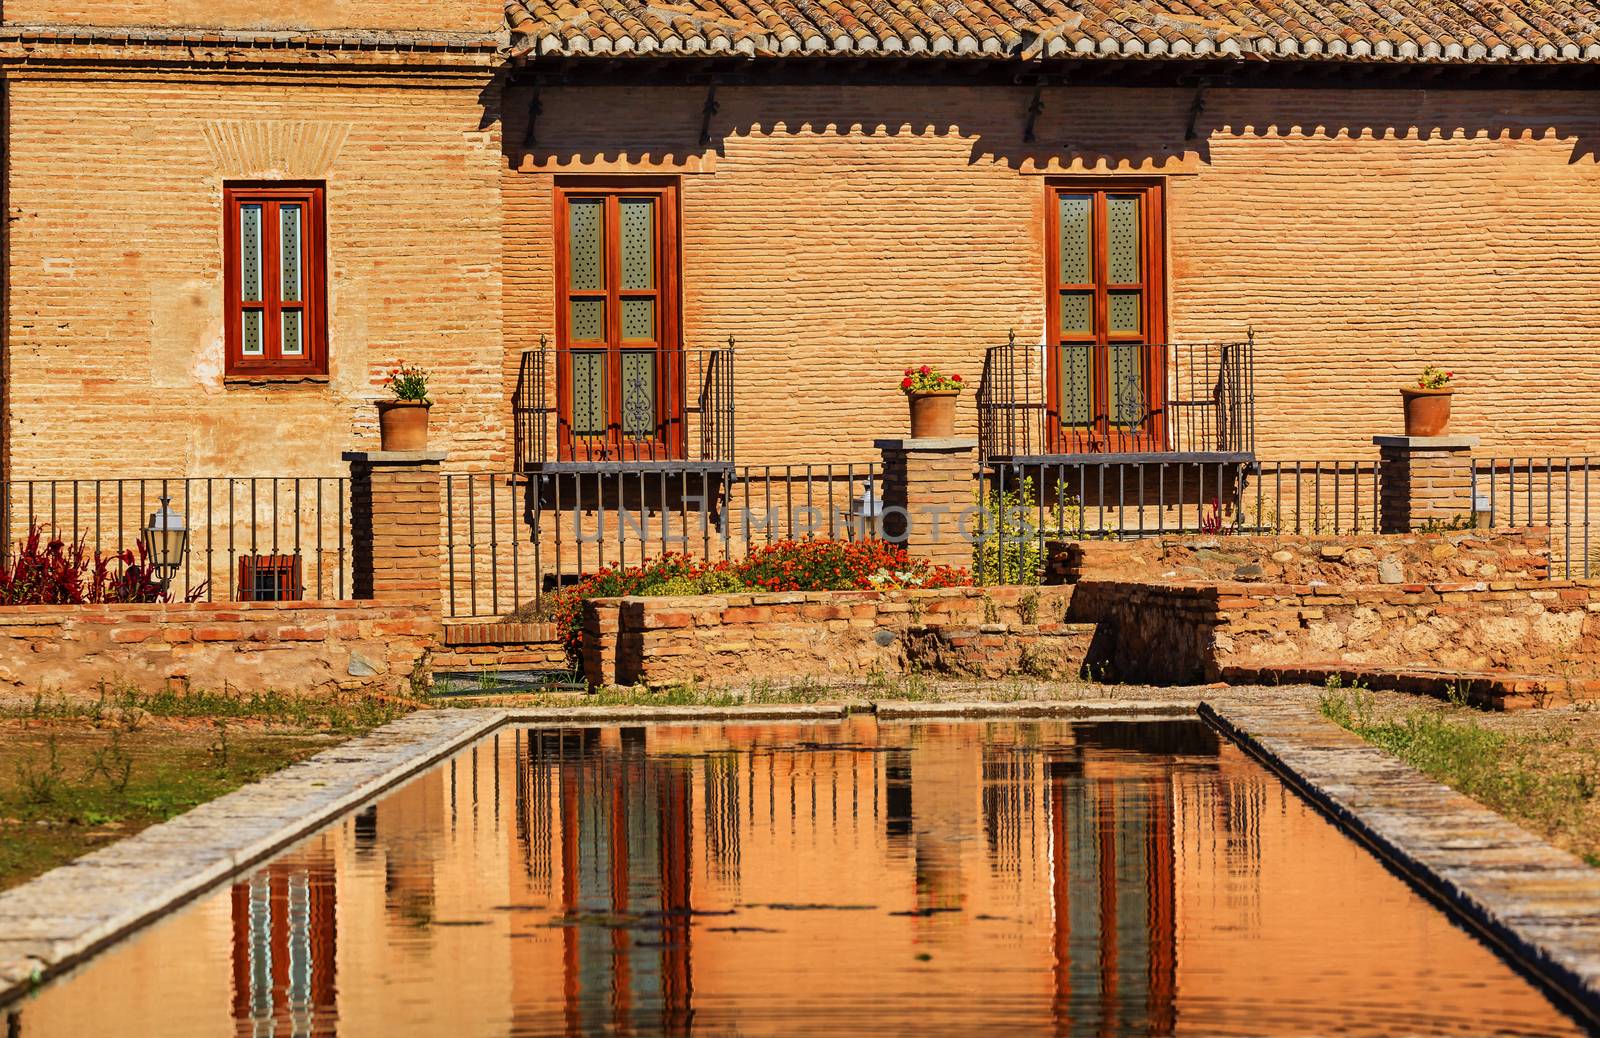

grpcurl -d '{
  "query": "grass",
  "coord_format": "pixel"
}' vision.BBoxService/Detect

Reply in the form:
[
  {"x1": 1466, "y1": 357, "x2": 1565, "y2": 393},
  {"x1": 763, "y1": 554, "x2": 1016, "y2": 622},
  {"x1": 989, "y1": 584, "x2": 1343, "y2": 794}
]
[
  {"x1": 0, "y1": 681, "x2": 435, "y2": 892},
  {"x1": 1319, "y1": 680, "x2": 1600, "y2": 866}
]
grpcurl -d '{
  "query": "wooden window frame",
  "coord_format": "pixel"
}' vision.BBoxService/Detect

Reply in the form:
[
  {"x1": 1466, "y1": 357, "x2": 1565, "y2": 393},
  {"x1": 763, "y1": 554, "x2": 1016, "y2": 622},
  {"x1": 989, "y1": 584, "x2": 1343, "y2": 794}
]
[
  {"x1": 223, "y1": 183, "x2": 328, "y2": 378},
  {"x1": 552, "y1": 177, "x2": 683, "y2": 461},
  {"x1": 1044, "y1": 178, "x2": 1168, "y2": 453},
  {"x1": 236, "y1": 554, "x2": 303, "y2": 602}
]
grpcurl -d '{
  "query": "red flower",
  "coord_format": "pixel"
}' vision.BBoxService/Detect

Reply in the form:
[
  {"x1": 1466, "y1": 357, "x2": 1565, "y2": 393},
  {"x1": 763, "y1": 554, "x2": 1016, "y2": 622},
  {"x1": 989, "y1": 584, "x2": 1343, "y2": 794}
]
[
  {"x1": 952, "y1": 374, "x2": 962, "y2": 382},
  {"x1": 904, "y1": 367, "x2": 914, "y2": 376},
  {"x1": 901, "y1": 377, "x2": 913, "y2": 390},
  {"x1": 919, "y1": 365, "x2": 931, "y2": 376}
]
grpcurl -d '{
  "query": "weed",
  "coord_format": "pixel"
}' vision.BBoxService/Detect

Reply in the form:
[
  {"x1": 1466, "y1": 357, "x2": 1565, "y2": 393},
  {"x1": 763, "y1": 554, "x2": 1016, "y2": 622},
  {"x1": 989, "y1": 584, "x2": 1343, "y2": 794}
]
[
  {"x1": 15, "y1": 736, "x2": 65, "y2": 804},
  {"x1": 208, "y1": 721, "x2": 231, "y2": 771},
  {"x1": 85, "y1": 731, "x2": 133, "y2": 793},
  {"x1": 1018, "y1": 588, "x2": 1041, "y2": 626}
]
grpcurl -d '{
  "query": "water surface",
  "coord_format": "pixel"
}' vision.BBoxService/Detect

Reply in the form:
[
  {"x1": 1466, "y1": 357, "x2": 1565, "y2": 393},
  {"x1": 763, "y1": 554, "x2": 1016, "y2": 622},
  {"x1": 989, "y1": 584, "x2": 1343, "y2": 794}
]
[{"x1": 10, "y1": 718, "x2": 1587, "y2": 1036}]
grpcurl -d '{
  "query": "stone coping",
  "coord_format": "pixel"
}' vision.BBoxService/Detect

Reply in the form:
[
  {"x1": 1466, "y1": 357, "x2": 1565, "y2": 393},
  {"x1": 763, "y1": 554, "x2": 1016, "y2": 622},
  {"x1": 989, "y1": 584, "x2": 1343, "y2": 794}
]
[
  {"x1": 1206, "y1": 700, "x2": 1600, "y2": 1028},
  {"x1": 6, "y1": 698, "x2": 1600, "y2": 1030},
  {"x1": 0, "y1": 597, "x2": 436, "y2": 618},
  {"x1": 1373, "y1": 435, "x2": 1481, "y2": 448},
  {"x1": 341, "y1": 450, "x2": 449, "y2": 463},
  {"x1": 1078, "y1": 576, "x2": 1586, "y2": 596}
]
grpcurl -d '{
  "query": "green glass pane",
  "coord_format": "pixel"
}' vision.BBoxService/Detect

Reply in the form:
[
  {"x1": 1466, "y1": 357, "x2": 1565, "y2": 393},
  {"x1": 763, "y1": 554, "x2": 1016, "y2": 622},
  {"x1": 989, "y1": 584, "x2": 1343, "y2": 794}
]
[
  {"x1": 1057, "y1": 195, "x2": 1091, "y2": 284},
  {"x1": 280, "y1": 204, "x2": 302, "y2": 303},
  {"x1": 568, "y1": 200, "x2": 603, "y2": 291},
  {"x1": 621, "y1": 298, "x2": 654, "y2": 341},
  {"x1": 240, "y1": 205, "x2": 262, "y2": 301},
  {"x1": 571, "y1": 351, "x2": 607, "y2": 436},
  {"x1": 570, "y1": 298, "x2": 605, "y2": 342},
  {"x1": 1109, "y1": 290, "x2": 1141, "y2": 334},
  {"x1": 1110, "y1": 344, "x2": 1144, "y2": 425},
  {"x1": 1060, "y1": 345, "x2": 1092, "y2": 427},
  {"x1": 620, "y1": 199, "x2": 654, "y2": 290},
  {"x1": 1060, "y1": 291, "x2": 1092, "y2": 337},
  {"x1": 242, "y1": 310, "x2": 263, "y2": 355},
  {"x1": 281, "y1": 311, "x2": 302, "y2": 356},
  {"x1": 621, "y1": 351, "x2": 656, "y2": 438},
  {"x1": 1108, "y1": 197, "x2": 1140, "y2": 283}
]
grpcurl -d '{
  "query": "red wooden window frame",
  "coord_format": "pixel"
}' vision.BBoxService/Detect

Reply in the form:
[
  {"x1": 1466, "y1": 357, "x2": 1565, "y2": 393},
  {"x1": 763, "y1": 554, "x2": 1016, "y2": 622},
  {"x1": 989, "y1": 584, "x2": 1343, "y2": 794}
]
[
  {"x1": 237, "y1": 554, "x2": 303, "y2": 602},
  {"x1": 223, "y1": 184, "x2": 328, "y2": 377},
  {"x1": 1045, "y1": 179, "x2": 1168, "y2": 452},
  {"x1": 553, "y1": 177, "x2": 683, "y2": 461}
]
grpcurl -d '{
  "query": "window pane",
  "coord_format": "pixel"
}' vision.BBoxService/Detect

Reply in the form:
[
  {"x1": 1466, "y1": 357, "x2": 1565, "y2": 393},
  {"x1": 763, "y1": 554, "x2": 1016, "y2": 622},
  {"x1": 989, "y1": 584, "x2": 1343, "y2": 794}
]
[
  {"x1": 571, "y1": 351, "x2": 607, "y2": 436},
  {"x1": 1060, "y1": 291, "x2": 1092, "y2": 337},
  {"x1": 1109, "y1": 290, "x2": 1141, "y2": 334},
  {"x1": 568, "y1": 200, "x2": 603, "y2": 291},
  {"x1": 1057, "y1": 195, "x2": 1091, "y2": 285},
  {"x1": 1107, "y1": 197, "x2": 1141, "y2": 283},
  {"x1": 620, "y1": 199, "x2": 654, "y2": 290},
  {"x1": 1059, "y1": 344, "x2": 1092, "y2": 427},
  {"x1": 621, "y1": 298, "x2": 654, "y2": 341},
  {"x1": 282, "y1": 311, "x2": 303, "y2": 356},
  {"x1": 621, "y1": 351, "x2": 657, "y2": 438},
  {"x1": 280, "y1": 205, "x2": 302, "y2": 303},
  {"x1": 240, "y1": 205, "x2": 263, "y2": 302},
  {"x1": 570, "y1": 298, "x2": 605, "y2": 341},
  {"x1": 242, "y1": 310, "x2": 264, "y2": 355},
  {"x1": 1110, "y1": 344, "x2": 1144, "y2": 425}
]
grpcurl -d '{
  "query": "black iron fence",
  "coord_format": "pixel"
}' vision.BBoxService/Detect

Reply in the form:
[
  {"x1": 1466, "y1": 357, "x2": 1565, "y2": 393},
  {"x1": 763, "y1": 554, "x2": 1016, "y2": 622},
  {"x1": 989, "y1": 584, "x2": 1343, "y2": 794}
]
[
  {"x1": 1474, "y1": 457, "x2": 1600, "y2": 579},
  {"x1": 513, "y1": 345, "x2": 735, "y2": 470},
  {"x1": 977, "y1": 336, "x2": 1256, "y2": 464},
  {"x1": 442, "y1": 464, "x2": 879, "y2": 618},
  {"x1": 0, "y1": 477, "x2": 350, "y2": 602}
]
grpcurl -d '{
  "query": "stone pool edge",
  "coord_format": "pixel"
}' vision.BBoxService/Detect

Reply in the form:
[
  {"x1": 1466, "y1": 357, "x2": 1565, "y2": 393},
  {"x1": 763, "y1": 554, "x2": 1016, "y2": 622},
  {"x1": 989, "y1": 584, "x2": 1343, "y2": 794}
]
[
  {"x1": 1203, "y1": 699, "x2": 1600, "y2": 1030},
  {"x1": 0, "y1": 698, "x2": 1187, "y2": 1006}
]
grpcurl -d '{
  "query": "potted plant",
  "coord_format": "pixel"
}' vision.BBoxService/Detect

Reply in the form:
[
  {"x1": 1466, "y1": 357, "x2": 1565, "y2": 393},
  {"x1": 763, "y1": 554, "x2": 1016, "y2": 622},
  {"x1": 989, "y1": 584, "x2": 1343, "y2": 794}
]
[
  {"x1": 1401, "y1": 365, "x2": 1454, "y2": 437},
  {"x1": 378, "y1": 362, "x2": 431, "y2": 451},
  {"x1": 901, "y1": 365, "x2": 963, "y2": 438}
]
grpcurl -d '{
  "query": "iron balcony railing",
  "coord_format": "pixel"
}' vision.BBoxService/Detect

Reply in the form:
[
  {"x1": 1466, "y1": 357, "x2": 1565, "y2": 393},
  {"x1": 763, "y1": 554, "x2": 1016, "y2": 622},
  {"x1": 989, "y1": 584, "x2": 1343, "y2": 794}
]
[
  {"x1": 514, "y1": 344, "x2": 734, "y2": 470},
  {"x1": 977, "y1": 335, "x2": 1256, "y2": 465}
]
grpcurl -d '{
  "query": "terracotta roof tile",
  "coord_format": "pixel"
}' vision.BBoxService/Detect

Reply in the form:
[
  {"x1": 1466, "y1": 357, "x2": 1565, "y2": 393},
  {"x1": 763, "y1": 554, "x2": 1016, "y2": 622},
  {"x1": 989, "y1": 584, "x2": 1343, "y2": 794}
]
[{"x1": 507, "y1": 0, "x2": 1600, "y2": 60}]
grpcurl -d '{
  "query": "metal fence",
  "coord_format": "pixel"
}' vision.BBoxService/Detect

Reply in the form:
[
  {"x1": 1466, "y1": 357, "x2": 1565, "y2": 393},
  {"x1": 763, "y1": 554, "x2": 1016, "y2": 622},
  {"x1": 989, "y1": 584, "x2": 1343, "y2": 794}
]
[
  {"x1": 443, "y1": 464, "x2": 879, "y2": 618},
  {"x1": 0, "y1": 477, "x2": 350, "y2": 602},
  {"x1": 1474, "y1": 457, "x2": 1600, "y2": 579}
]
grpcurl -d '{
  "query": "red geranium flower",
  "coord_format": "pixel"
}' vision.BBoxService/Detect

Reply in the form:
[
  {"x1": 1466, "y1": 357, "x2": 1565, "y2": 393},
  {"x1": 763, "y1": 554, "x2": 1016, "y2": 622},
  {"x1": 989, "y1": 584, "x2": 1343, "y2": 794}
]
[
  {"x1": 901, "y1": 377, "x2": 913, "y2": 389},
  {"x1": 919, "y1": 365, "x2": 931, "y2": 375}
]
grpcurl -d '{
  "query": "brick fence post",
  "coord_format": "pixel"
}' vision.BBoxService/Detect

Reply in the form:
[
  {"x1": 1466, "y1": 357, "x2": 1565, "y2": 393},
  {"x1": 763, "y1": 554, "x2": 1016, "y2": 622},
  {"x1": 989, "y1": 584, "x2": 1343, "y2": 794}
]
[
  {"x1": 1375, "y1": 435, "x2": 1479, "y2": 533},
  {"x1": 875, "y1": 437, "x2": 977, "y2": 569},
  {"x1": 345, "y1": 450, "x2": 447, "y2": 610}
]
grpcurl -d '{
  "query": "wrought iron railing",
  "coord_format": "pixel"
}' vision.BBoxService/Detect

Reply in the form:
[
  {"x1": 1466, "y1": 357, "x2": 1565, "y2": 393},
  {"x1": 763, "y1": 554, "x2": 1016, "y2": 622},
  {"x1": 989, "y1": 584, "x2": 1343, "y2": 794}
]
[
  {"x1": 514, "y1": 343, "x2": 734, "y2": 470},
  {"x1": 0, "y1": 477, "x2": 350, "y2": 602},
  {"x1": 977, "y1": 335, "x2": 1256, "y2": 465},
  {"x1": 1475, "y1": 456, "x2": 1600, "y2": 579}
]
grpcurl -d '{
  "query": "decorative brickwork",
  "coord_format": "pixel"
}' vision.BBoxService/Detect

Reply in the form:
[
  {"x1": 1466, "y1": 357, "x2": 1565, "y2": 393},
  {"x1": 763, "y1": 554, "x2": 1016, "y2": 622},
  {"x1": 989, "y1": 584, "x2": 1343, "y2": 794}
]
[
  {"x1": 581, "y1": 585, "x2": 1076, "y2": 689},
  {"x1": 875, "y1": 437, "x2": 977, "y2": 569},
  {"x1": 1050, "y1": 528, "x2": 1550, "y2": 585},
  {"x1": 1376, "y1": 435, "x2": 1480, "y2": 533},
  {"x1": 347, "y1": 451, "x2": 445, "y2": 608},
  {"x1": 433, "y1": 622, "x2": 568, "y2": 671},
  {"x1": 0, "y1": 599, "x2": 436, "y2": 703}
]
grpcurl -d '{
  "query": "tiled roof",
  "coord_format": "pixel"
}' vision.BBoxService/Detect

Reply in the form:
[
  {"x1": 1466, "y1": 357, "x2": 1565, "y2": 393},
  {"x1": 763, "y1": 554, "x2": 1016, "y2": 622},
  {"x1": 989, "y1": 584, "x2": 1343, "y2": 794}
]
[{"x1": 505, "y1": 0, "x2": 1600, "y2": 62}]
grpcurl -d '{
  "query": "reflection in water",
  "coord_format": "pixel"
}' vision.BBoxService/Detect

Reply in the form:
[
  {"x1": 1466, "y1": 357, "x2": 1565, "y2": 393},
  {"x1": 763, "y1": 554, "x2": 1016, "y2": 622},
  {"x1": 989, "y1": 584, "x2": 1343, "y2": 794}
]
[{"x1": 10, "y1": 718, "x2": 1588, "y2": 1037}]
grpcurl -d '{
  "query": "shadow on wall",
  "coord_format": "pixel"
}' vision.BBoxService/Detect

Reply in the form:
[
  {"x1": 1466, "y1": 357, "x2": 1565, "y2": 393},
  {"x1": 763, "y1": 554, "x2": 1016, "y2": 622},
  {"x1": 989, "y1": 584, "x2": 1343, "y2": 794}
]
[{"x1": 495, "y1": 83, "x2": 1600, "y2": 171}]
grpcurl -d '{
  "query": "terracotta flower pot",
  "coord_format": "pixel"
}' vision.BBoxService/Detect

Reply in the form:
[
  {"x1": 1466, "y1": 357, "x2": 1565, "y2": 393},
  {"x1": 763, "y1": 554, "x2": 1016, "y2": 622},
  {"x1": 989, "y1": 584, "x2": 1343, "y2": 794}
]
[
  {"x1": 378, "y1": 400, "x2": 431, "y2": 451},
  {"x1": 907, "y1": 390, "x2": 961, "y2": 438},
  {"x1": 1400, "y1": 387, "x2": 1453, "y2": 437}
]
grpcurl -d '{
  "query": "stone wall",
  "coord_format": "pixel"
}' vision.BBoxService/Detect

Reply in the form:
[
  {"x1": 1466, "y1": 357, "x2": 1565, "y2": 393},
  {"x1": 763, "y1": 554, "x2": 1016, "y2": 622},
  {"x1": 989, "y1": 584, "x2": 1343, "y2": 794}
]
[
  {"x1": 0, "y1": 600, "x2": 438, "y2": 703},
  {"x1": 1051, "y1": 528, "x2": 1550, "y2": 586},
  {"x1": 1071, "y1": 576, "x2": 1600, "y2": 705},
  {"x1": 581, "y1": 585, "x2": 1080, "y2": 689},
  {"x1": 433, "y1": 621, "x2": 568, "y2": 672}
]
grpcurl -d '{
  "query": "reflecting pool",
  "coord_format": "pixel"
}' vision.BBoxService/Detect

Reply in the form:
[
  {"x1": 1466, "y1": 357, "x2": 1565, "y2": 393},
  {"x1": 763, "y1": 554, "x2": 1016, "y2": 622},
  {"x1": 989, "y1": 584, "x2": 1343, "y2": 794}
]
[{"x1": 8, "y1": 718, "x2": 1588, "y2": 1036}]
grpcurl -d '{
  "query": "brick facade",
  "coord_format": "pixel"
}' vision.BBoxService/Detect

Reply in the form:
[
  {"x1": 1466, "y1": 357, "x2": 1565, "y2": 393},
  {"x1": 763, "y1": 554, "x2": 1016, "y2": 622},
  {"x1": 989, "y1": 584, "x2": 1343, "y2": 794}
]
[
  {"x1": 433, "y1": 621, "x2": 567, "y2": 672},
  {"x1": 0, "y1": 599, "x2": 437, "y2": 703},
  {"x1": 876, "y1": 437, "x2": 977, "y2": 568},
  {"x1": 348, "y1": 451, "x2": 444, "y2": 607},
  {"x1": 1376, "y1": 435, "x2": 1480, "y2": 533}
]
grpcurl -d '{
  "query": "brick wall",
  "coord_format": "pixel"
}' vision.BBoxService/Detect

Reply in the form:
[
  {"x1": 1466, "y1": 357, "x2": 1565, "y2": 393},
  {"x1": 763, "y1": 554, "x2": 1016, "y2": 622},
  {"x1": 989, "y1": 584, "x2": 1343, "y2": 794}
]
[
  {"x1": 504, "y1": 84, "x2": 1600, "y2": 464},
  {"x1": 3, "y1": 0, "x2": 500, "y2": 32},
  {"x1": 0, "y1": 599, "x2": 437, "y2": 703},
  {"x1": 433, "y1": 621, "x2": 567, "y2": 671},
  {"x1": 1052, "y1": 528, "x2": 1551, "y2": 585},
  {"x1": 4, "y1": 73, "x2": 504, "y2": 480},
  {"x1": 582, "y1": 585, "x2": 1080, "y2": 688}
]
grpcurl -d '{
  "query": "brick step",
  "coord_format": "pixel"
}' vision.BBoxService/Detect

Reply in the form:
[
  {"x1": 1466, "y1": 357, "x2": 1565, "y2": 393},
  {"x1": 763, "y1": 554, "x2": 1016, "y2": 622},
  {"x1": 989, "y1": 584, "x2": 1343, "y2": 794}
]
[{"x1": 1219, "y1": 662, "x2": 1600, "y2": 711}]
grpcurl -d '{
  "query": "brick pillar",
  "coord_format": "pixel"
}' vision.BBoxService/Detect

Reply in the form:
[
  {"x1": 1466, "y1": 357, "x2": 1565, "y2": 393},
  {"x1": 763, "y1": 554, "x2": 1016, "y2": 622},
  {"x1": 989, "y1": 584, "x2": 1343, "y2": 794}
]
[
  {"x1": 1375, "y1": 435, "x2": 1478, "y2": 533},
  {"x1": 875, "y1": 437, "x2": 977, "y2": 569},
  {"x1": 345, "y1": 450, "x2": 446, "y2": 609}
]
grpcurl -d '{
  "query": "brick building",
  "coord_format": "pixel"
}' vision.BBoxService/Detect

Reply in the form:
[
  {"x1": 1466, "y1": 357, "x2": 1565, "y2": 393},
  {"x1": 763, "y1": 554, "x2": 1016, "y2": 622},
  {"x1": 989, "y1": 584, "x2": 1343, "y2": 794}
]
[{"x1": 3, "y1": 1, "x2": 1600, "y2": 480}]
